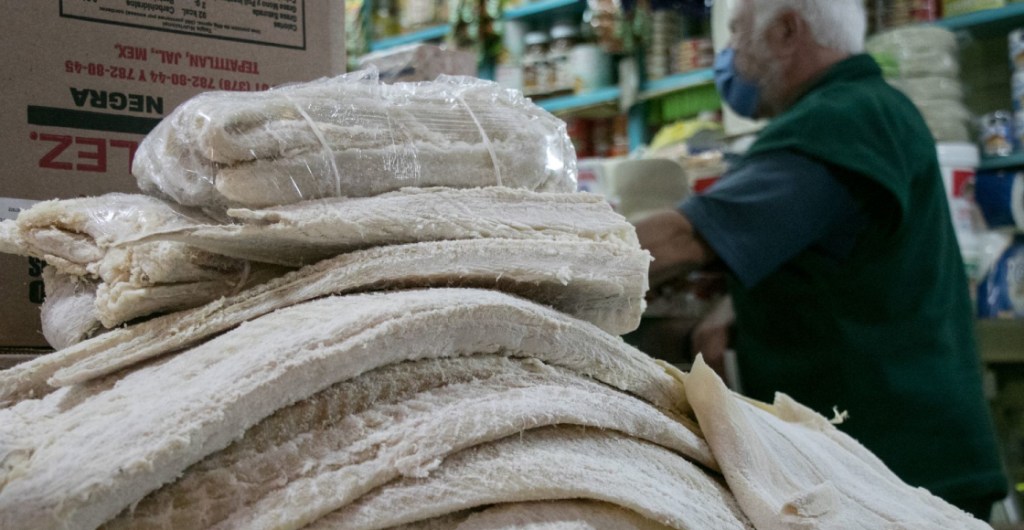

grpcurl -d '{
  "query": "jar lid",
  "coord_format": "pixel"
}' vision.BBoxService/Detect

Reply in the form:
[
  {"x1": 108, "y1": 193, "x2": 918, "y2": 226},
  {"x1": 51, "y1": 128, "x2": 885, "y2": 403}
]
[
  {"x1": 525, "y1": 31, "x2": 550, "y2": 45},
  {"x1": 550, "y1": 24, "x2": 580, "y2": 40}
]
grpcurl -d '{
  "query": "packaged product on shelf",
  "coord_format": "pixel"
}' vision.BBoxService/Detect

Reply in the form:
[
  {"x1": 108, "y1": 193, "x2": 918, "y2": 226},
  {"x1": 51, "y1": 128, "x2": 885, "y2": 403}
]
[
  {"x1": 374, "y1": 0, "x2": 401, "y2": 39},
  {"x1": 502, "y1": 19, "x2": 529, "y2": 62},
  {"x1": 358, "y1": 44, "x2": 477, "y2": 83},
  {"x1": 585, "y1": 0, "x2": 627, "y2": 54},
  {"x1": 1013, "y1": 70, "x2": 1024, "y2": 110},
  {"x1": 978, "y1": 236, "x2": 1024, "y2": 319},
  {"x1": 980, "y1": 111, "x2": 1017, "y2": 157},
  {"x1": 672, "y1": 38, "x2": 714, "y2": 73},
  {"x1": 867, "y1": 26, "x2": 959, "y2": 77},
  {"x1": 495, "y1": 62, "x2": 526, "y2": 92},
  {"x1": 610, "y1": 115, "x2": 631, "y2": 157},
  {"x1": 646, "y1": 10, "x2": 682, "y2": 80},
  {"x1": 867, "y1": 0, "x2": 940, "y2": 31},
  {"x1": 868, "y1": 26, "x2": 971, "y2": 143},
  {"x1": 567, "y1": 118, "x2": 594, "y2": 158},
  {"x1": 975, "y1": 169, "x2": 1024, "y2": 230},
  {"x1": 399, "y1": 0, "x2": 440, "y2": 31},
  {"x1": 943, "y1": 0, "x2": 1007, "y2": 18},
  {"x1": 523, "y1": 31, "x2": 552, "y2": 95},
  {"x1": 1010, "y1": 28, "x2": 1024, "y2": 71},
  {"x1": 134, "y1": 69, "x2": 578, "y2": 211},
  {"x1": 570, "y1": 44, "x2": 614, "y2": 92},
  {"x1": 549, "y1": 21, "x2": 580, "y2": 93},
  {"x1": 591, "y1": 118, "x2": 614, "y2": 158}
]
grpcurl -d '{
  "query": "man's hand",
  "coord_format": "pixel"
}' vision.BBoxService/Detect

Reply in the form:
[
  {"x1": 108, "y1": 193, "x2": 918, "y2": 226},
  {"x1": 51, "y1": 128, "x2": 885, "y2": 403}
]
[{"x1": 633, "y1": 209, "x2": 716, "y2": 286}]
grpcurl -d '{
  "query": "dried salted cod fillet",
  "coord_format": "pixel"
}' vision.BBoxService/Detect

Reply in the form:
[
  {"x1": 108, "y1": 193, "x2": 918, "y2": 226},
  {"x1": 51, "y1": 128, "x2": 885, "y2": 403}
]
[
  {"x1": 0, "y1": 220, "x2": 27, "y2": 256},
  {"x1": 0, "y1": 237, "x2": 648, "y2": 406},
  {"x1": 142, "y1": 187, "x2": 638, "y2": 267},
  {"x1": 133, "y1": 71, "x2": 576, "y2": 209},
  {"x1": 102, "y1": 356, "x2": 711, "y2": 530},
  {"x1": 40, "y1": 268, "x2": 101, "y2": 350},
  {"x1": 93, "y1": 251, "x2": 288, "y2": 329},
  {"x1": 2, "y1": 194, "x2": 292, "y2": 329},
  {"x1": 307, "y1": 427, "x2": 751, "y2": 530},
  {"x1": 393, "y1": 500, "x2": 677, "y2": 530},
  {"x1": 0, "y1": 289, "x2": 688, "y2": 530},
  {"x1": 11, "y1": 194, "x2": 215, "y2": 272},
  {"x1": 684, "y1": 355, "x2": 990, "y2": 530}
]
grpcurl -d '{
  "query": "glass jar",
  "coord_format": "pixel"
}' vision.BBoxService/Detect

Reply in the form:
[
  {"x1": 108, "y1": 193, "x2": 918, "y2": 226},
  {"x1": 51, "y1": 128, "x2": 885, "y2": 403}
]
[
  {"x1": 523, "y1": 31, "x2": 550, "y2": 95},
  {"x1": 548, "y1": 22, "x2": 579, "y2": 92}
]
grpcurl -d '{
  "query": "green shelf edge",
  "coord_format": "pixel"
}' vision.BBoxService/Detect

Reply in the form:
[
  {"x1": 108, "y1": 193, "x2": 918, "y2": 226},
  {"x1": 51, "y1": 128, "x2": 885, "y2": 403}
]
[
  {"x1": 934, "y1": 4, "x2": 1024, "y2": 36},
  {"x1": 536, "y1": 86, "x2": 621, "y2": 114},
  {"x1": 369, "y1": 25, "x2": 449, "y2": 52},
  {"x1": 503, "y1": 0, "x2": 584, "y2": 21},
  {"x1": 979, "y1": 153, "x2": 1024, "y2": 171}
]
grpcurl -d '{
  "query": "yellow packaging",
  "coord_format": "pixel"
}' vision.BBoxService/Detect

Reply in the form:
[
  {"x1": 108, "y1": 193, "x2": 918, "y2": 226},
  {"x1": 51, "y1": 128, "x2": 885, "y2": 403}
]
[{"x1": 943, "y1": 0, "x2": 1006, "y2": 17}]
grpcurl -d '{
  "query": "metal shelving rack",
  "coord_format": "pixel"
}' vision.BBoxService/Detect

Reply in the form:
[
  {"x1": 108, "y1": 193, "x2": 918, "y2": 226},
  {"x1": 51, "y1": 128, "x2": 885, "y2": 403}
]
[{"x1": 364, "y1": 0, "x2": 717, "y2": 133}]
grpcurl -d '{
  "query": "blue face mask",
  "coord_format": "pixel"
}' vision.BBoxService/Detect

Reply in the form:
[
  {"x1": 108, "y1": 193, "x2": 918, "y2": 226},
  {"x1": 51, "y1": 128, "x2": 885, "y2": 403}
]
[{"x1": 713, "y1": 47, "x2": 761, "y2": 119}]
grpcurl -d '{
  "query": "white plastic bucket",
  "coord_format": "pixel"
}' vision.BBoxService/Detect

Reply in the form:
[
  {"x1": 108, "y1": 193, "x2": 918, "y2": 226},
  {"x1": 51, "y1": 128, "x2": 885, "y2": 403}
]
[{"x1": 937, "y1": 142, "x2": 985, "y2": 278}]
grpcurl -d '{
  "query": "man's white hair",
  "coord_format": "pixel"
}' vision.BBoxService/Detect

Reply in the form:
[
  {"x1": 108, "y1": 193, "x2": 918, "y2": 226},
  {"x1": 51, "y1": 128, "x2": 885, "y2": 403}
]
[{"x1": 750, "y1": 0, "x2": 866, "y2": 54}]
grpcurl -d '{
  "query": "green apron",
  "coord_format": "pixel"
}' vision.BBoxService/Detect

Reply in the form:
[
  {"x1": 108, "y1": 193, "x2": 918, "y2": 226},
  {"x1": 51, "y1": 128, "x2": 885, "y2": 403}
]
[{"x1": 732, "y1": 54, "x2": 1006, "y2": 501}]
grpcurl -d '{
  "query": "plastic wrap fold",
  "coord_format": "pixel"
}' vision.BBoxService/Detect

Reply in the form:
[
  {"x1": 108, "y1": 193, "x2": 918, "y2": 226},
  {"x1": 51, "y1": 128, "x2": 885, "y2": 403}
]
[{"x1": 133, "y1": 69, "x2": 578, "y2": 210}]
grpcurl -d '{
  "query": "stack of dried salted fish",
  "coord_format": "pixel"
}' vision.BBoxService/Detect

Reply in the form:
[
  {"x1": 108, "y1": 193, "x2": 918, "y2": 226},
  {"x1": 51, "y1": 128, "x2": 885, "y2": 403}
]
[
  {"x1": 0, "y1": 72, "x2": 991, "y2": 530},
  {"x1": 133, "y1": 69, "x2": 576, "y2": 210},
  {"x1": 0, "y1": 70, "x2": 588, "y2": 347}
]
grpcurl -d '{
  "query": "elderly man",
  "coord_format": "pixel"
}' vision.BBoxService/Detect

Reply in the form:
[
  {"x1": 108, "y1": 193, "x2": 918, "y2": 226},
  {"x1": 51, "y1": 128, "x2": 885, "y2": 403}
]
[{"x1": 636, "y1": 0, "x2": 1007, "y2": 518}]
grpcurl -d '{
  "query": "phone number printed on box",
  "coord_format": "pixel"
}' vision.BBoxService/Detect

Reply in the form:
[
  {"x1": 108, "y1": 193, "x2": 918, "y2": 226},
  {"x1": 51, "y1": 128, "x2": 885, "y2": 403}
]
[
  {"x1": 65, "y1": 61, "x2": 271, "y2": 91},
  {"x1": 60, "y1": 0, "x2": 306, "y2": 50}
]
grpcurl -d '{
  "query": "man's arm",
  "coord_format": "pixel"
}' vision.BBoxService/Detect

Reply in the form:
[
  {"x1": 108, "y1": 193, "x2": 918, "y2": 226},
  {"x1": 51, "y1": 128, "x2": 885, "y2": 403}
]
[{"x1": 634, "y1": 209, "x2": 717, "y2": 286}]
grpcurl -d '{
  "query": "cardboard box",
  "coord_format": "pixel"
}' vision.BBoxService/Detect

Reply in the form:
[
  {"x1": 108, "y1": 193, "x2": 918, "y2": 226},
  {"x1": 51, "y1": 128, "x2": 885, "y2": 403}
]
[{"x1": 0, "y1": 0, "x2": 346, "y2": 347}]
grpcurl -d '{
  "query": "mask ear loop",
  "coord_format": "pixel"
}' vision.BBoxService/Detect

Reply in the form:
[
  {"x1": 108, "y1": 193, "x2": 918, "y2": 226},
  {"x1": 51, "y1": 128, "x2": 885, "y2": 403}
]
[
  {"x1": 455, "y1": 94, "x2": 502, "y2": 187},
  {"x1": 284, "y1": 94, "x2": 342, "y2": 198}
]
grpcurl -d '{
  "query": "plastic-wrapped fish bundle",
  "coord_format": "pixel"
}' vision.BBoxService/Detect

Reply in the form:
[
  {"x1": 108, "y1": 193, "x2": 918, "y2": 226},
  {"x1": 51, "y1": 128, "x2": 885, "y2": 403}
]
[
  {"x1": 133, "y1": 69, "x2": 578, "y2": 210},
  {"x1": 867, "y1": 26, "x2": 970, "y2": 143}
]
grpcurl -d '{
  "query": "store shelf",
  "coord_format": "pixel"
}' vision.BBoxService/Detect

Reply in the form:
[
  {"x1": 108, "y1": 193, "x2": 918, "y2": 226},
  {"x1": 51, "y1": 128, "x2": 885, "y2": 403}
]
[
  {"x1": 935, "y1": 4, "x2": 1024, "y2": 35},
  {"x1": 980, "y1": 152, "x2": 1024, "y2": 171},
  {"x1": 369, "y1": 24, "x2": 449, "y2": 52},
  {"x1": 978, "y1": 319, "x2": 1024, "y2": 364},
  {"x1": 639, "y1": 68, "x2": 715, "y2": 100},
  {"x1": 503, "y1": 0, "x2": 586, "y2": 21},
  {"x1": 535, "y1": 86, "x2": 620, "y2": 114}
]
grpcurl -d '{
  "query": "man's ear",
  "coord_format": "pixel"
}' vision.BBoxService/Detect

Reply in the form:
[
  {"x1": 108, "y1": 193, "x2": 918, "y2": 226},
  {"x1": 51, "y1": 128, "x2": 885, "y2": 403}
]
[{"x1": 768, "y1": 9, "x2": 806, "y2": 57}]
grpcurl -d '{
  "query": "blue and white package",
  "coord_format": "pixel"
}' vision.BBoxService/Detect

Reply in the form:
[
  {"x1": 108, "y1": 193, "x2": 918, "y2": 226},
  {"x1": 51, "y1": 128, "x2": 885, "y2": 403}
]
[
  {"x1": 978, "y1": 237, "x2": 1024, "y2": 319},
  {"x1": 974, "y1": 169, "x2": 1024, "y2": 230}
]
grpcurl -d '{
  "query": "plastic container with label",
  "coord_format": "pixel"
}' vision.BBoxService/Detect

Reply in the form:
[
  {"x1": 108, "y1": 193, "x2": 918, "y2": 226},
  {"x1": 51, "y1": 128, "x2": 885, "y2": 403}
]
[
  {"x1": 938, "y1": 142, "x2": 988, "y2": 280},
  {"x1": 569, "y1": 44, "x2": 612, "y2": 92}
]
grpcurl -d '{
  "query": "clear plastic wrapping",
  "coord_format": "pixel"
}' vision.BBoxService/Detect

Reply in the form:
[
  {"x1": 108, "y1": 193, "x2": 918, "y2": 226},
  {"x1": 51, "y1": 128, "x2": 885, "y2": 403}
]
[
  {"x1": 866, "y1": 26, "x2": 959, "y2": 69},
  {"x1": 134, "y1": 69, "x2": 579, "y2": 210},
  {"x1": 867, "y1": 26, "x2": 969, "y2": 143},
  {"x1": 4, "y1": 194, "x2": 281, "y2": 334}
]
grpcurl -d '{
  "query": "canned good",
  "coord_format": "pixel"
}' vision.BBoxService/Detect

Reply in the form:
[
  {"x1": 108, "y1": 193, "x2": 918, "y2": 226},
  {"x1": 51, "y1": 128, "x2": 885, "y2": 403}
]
[
  {"x1": 980, "y1": 111, "x2": 1016, "y2": 157},
  {"x1": 1011, "y1": 29, "x2": 1024, "y2": 71}
]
